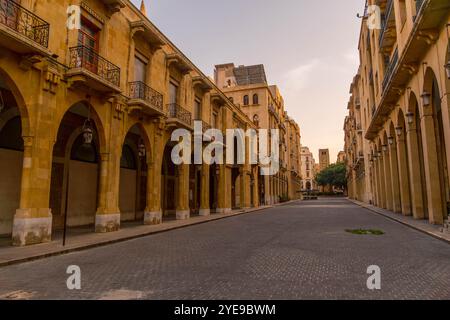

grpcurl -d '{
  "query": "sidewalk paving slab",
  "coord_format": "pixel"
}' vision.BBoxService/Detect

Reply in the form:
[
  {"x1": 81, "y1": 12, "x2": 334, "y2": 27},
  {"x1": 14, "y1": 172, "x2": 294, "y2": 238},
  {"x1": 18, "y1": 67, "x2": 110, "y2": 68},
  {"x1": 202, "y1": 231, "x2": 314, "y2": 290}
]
[{"x1": 349, "y1": 199, "x2": 450, "y2": 245}]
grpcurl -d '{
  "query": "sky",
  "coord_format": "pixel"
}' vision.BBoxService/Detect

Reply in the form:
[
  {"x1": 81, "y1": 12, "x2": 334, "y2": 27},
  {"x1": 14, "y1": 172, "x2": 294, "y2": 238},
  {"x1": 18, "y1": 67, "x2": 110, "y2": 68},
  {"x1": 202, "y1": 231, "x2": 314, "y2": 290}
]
[{"x1": 131, "y1": 0, "x2": 363, "y2": 162}]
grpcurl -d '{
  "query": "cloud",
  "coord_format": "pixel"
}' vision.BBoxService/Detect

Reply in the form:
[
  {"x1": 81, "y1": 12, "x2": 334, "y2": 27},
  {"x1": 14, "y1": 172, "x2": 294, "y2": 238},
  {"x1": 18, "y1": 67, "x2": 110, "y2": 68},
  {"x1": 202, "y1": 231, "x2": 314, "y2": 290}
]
[{"x1": 283, "y1": 59, "x2": 321, "y2": 91}]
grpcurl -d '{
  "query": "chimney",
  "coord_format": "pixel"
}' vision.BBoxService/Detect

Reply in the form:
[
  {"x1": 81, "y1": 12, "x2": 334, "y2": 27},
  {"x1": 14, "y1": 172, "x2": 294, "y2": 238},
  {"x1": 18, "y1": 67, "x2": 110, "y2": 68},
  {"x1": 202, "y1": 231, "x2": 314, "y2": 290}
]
[{"x1": 140, "y1": 0, "x2": 147, "y2": 16}]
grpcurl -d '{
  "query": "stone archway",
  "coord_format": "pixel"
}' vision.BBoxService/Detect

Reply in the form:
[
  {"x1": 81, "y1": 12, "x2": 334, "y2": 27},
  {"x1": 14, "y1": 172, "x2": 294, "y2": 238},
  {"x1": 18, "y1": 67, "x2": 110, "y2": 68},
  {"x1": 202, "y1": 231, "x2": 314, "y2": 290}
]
[
  {"x1": 119, "y1": 124, "x2": 149, "y2": 223},
  {"x1": 406, "y1": 92, "x2": 427, "y2": 219},
  {"x1": 0, "y1": 75, "x2": 24, "y2": 239},
  {"x1": 49, "y1": 102, "x2": 103, "y2": 234}
]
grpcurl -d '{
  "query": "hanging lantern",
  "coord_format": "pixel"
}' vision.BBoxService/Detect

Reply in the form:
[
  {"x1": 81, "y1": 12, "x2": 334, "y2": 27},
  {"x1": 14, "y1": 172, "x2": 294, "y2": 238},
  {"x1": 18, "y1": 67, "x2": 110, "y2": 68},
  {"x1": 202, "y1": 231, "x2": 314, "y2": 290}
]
[
  {"x1": 421, "y1": 91, "x2": 431, "y2": 106},
  {"x1": 406, "y1": 112, "x2": 414, "y2": 124},
  {"x1": 395, "y1": 126, "x2": 403, "y2": 137},
  {"x1": 82, "y1": 119, "x2": 94, "y2": 145},
  {"x1": 388, "y1": 136, "x2": 394, "y2": 145},
  {"x1": 138, "y1": 140, "x2": 146, "y2": 158},
  {"x1": 382, "y1": 145, "x2": 388, "y2": 152},
  {"x1": 378, "y1": 151, "x2": 382, "y2": 157},
  {"x1": 445, "y1": 61, "x2": 450, "y2": 79},
  {"x1": 0, "y1": 90, "x2": 4, "y2": 113}
]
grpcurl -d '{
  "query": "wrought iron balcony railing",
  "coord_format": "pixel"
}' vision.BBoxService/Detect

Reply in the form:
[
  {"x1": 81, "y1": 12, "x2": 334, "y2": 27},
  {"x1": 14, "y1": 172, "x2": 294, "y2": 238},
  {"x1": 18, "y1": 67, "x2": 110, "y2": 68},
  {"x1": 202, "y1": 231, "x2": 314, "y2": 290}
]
[
  {"x1": 0, "y1": 0, "x2": 49, "y2": 48},
  {"x1": 129, "y1": 81, "x2": 163, "y2": 111},
  {"x1": 69, "y1": 45, "x2": 120, "y2": 87},
  {"x1": 414, "y1": 0, "x2": 426, "y2": 20},
  {"x1": 167, "y1": 103, "x2": 192, "y2": 127},
  {"x1": 379, "y1": 0, "x2": 394, "y2": 47},
  {"x1": 381, "y1": 48, "x2": 398, "y2": 92}
]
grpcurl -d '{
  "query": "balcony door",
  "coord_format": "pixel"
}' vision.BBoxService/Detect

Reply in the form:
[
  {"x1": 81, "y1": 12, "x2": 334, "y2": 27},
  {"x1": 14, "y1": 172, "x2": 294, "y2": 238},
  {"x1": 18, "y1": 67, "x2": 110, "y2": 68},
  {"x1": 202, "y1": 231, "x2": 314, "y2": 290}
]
[
  {"x1": 134, "y1": 55, "x2": 147, "y2": 83},
  {"x1": 169, "y1": 81, "x2": 178, "y2": 104},
  {"x1": 78, "y1": 19, "x2": 99, "y2": 74}
]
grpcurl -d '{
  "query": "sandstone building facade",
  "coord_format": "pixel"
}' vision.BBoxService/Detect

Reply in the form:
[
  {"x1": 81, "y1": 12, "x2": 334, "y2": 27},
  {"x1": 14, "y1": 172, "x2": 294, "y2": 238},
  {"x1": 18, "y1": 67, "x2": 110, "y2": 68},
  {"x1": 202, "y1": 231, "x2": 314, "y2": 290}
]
[
  {"x1": 214, "y1": 63, "x2": 302, "y2": 204},
  {"x1": 0, "y1": 0, "x2": 305, "y2": 246},
  {"x1": 345, "y1": 0, "x2": 450, "y2": 229},
  {"x1": 300, "y1": 146, "x2": 317, "y2": 191}
]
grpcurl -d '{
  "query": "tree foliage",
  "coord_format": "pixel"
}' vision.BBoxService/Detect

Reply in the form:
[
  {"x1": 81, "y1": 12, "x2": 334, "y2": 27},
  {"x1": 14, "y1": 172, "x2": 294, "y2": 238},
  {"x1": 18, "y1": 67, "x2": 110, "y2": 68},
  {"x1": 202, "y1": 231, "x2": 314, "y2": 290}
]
[{"x1": 315, "y1": 163, "x2": 347, "y2": 189}]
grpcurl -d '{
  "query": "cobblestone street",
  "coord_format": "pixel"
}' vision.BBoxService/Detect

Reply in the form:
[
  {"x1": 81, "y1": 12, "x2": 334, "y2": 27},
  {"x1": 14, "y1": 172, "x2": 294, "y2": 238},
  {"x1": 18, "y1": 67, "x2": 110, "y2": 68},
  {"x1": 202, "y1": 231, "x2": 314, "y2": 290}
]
[{"x1": 0, "y1": 198, "x2": 449, "y2": 300}]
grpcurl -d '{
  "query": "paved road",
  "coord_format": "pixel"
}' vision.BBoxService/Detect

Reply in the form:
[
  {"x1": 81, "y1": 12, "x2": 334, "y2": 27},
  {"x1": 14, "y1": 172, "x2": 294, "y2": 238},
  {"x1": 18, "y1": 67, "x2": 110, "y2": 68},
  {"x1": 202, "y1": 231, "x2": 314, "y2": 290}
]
[{"x1": 0, "y1": 198, "x2": 449, "y2": 300}]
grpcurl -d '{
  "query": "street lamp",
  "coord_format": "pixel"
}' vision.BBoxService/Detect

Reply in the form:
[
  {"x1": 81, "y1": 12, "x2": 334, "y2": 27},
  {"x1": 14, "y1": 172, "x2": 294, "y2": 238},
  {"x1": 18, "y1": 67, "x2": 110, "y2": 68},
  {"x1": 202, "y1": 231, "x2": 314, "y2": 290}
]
[
  {"x1": 406, "y1": 112, "x2": 414, "y2": 124},
  {"x1": 388, "y1": 136, "x2": 394, "y2": 145},
  {"x1": 395, "y1": 126, "x2": 403, "y2": 137},
  {"x1": 421, "y1": 91, "x2": 431, "y2": 107}
]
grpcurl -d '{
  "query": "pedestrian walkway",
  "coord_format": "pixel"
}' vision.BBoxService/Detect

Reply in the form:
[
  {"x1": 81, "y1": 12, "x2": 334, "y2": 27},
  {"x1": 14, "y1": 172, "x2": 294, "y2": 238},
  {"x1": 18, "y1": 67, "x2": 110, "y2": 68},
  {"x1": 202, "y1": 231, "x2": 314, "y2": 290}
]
[
  {"x1": 0, "y1": 204, "x2": 285, "y2": 267},
  {"x1": 349, "y1": 199, "x2": 450, "y2": 244}
]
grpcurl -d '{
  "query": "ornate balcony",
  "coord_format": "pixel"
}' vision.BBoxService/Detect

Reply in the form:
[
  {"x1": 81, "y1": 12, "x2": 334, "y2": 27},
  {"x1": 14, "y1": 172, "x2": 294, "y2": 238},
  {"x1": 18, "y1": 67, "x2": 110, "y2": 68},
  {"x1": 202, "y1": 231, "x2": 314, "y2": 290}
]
[
  {"x1": 0, "y1": 0, "x2": 51, "y2": 56},
  {"x1": 100, "y1": 0, "x2": 126, "y2": 15},
  {"x1": 166, "y1": 103, "x2": 192, "y2": 129},
  {"x1": 378, "y1": 0, "x2": 396, "y2": 51},
  {"x1": 66, "y1": 46, "x2": 121, "y2": 94},
  {"x1": 381, "y1": 48, "x2": 398, "y2": 93},
  {"x1": 128, "y1": 81, "x2": 164, "y2": 116}
]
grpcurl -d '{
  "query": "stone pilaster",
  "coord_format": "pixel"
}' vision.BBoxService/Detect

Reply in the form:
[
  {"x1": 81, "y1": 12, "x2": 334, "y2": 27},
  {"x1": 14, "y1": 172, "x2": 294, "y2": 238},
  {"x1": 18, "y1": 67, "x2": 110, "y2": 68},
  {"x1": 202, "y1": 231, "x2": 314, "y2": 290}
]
[
  {"x1": 388, "y1": 143, "x2": 402, "y2": 213},
  {"x1": 176, "y1": 164, "x2": 190, "y2": 220},
  {"x1": 395, "y1": 136, "x2": 412, "y2": 215},
  {"x1": 406, "y1": 127, "x2": 425, "y2": 219},
  {"x1": 12, "y1": 136, "x2": 53, "y2": 246},
  {"x1": 199, "y1": 163, "x2": 210, "y2": 216}
]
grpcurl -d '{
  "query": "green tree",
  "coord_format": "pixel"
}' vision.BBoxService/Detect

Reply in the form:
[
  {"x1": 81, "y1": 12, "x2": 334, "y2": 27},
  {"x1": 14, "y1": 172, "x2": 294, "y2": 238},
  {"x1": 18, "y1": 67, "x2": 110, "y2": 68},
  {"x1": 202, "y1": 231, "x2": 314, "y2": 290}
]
[{"x1": 315, "y1": 163, "x2": 347, "y2": 189}]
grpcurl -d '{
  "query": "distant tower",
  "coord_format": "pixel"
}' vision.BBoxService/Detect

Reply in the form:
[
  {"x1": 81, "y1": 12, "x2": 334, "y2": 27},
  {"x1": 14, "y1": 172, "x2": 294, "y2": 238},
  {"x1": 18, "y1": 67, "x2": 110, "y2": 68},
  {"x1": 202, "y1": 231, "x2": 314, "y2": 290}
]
[
  {"x1": 140, "y1": 0, "x2": 147, "y2": 16},
  {"x1": 318, "y1": 149, "x2": 330, "y2": 171}
]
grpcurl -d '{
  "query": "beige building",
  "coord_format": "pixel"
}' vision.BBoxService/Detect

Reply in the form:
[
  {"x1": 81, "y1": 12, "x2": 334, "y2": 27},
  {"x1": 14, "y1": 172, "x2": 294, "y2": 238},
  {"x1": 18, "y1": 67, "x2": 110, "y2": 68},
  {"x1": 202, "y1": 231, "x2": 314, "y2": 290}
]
[
  {"x1": 337, "y1": 151, "x2": 346, "y2": 164},
  {"x1": 345, "y1": 0, "x2": 450, "y2": 230},
  {"x1": 0, "y1": 0, "x2": 271, "y2": 246},
  {"x1": 214, "y1": 63, "x2": 302, "y2": 203},
  {"x1": 300, "y1": 146, "x2": 317, "y2": 190}
]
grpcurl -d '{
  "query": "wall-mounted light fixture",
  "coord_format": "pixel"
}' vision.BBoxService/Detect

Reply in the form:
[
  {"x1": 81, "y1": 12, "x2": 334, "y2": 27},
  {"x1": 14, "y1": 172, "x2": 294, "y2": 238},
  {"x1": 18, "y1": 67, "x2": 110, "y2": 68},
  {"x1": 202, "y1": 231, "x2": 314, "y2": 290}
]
[
  {"x1": 406, "y1": 112, "x2": 414, "y2": 124},
  {"x1": 445, "y1": 24, "x2": 450, "y2": 79},
  {"x1": 138, "y1": 140, "x2": 146, "y2": 158},
  {"x1": 382, "y1": 145, "x2": 388, "y2": 152},
  {"x1": 395, "y1": 126, "x2": 403, "y2": 137},
  {"x1": 388, "y1": 136, "x2": 394, "y2": 145}
]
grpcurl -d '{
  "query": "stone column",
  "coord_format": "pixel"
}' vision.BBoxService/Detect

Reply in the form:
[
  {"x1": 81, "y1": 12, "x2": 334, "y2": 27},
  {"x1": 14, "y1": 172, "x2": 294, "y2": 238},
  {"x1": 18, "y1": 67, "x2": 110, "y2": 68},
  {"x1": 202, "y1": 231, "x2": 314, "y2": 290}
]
[
  {"x1": 406, "y1": 127, "x2": 425, "y2": 219},
  {"x1": 252, "y1": 167, "x2": 259, "y2": 207},
  {"x1": 199, "y1": 163, "x2": 210, "y2": 216},
  {"x1": 95, "y1": 151, "x2": 121, "y2": 233},
  {"x1": 12, "y1": 136, "x2": 53, "y2": 246},
  {"x1": 176, "y1": 164, "x2": 190, "y2": 219},
  {"x1": 377, "y1": 155, "x2": 386, "y2": 209},
  {"x1": 420, "y1": 113, "x2": 444, "y2": 224},
  {"x1": 217, "y1": 164, "x2": 231, "y2": 213},
  {"x1": 144, "y1": 129, "x2": 163, "y2": 225},
  {"x1": 240, "y1": 167, "x2": 251, "y2": 209},
  {"x1": 389, "y1": 142, "x2": 402, "y2": 213},
  {"x1": 396, "y1": 135, "x2": 412, "y2": 215},
  {"x1": 382, "y1": 148, "x2": 393, "y2": 211}
]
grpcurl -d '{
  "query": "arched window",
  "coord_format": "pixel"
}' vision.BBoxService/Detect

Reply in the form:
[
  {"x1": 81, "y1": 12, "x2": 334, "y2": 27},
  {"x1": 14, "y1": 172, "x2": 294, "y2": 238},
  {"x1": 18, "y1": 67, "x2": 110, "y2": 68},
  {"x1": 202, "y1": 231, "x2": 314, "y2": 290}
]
[
  {"x1": 243, "y1": 95, "x2": 249, "y2": 106},
  {"x1": 253, "y1": 94, "x2": 259, "y2": 105}
]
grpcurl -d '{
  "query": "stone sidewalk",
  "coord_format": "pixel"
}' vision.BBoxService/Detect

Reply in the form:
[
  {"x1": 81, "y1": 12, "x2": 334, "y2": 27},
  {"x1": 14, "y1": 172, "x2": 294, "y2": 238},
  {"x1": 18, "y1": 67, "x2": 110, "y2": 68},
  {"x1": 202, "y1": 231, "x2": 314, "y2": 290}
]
[
  {"x1": 0, "y1": 203, "x2": 294, "y2": 267},
  {"x1": 349, "y1": 199, "x2": 450, "y2": 244}
]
